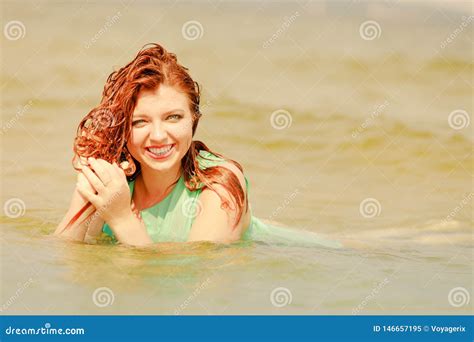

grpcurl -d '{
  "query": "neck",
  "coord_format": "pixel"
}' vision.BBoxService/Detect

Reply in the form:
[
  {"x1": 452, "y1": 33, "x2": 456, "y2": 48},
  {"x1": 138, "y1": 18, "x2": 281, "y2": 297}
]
[{"x1": 136, "y1": 163, "x2": 182, "y2": 202}]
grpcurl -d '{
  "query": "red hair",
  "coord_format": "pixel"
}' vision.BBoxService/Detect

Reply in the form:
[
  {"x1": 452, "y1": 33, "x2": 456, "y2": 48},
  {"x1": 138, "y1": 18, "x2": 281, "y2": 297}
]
[{"x1": 63, "y1": 43, "x2": 247, "y2": 232}]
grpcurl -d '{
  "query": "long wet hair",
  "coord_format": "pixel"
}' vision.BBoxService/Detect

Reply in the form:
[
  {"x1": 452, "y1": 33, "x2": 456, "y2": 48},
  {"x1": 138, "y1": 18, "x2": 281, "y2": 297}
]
[{"x1": 64, "y1": 43, "x2": 247, "y2": 231}]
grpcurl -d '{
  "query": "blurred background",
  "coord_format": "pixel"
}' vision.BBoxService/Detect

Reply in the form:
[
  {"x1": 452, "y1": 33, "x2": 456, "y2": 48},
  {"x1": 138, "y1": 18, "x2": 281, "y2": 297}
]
[{"x1": 1, "y1": 0, "x2": 472, "y2": 315}]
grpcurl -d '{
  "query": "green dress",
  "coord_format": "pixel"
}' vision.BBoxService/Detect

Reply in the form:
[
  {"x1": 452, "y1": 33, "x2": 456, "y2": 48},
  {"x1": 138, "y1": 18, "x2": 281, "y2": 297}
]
[{"x1": 102, "y1": 150, "x2": 341, "y2": 248}]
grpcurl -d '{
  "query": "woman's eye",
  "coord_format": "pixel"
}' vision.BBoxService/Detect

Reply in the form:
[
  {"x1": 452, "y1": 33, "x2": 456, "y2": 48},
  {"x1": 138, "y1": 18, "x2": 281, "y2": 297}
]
[
  {"x1": 132, "y1": 119, "x2": 146, "y2": 126},
  {"x1": 167, "y1": 114, "x2": 182, "y2": 120}
]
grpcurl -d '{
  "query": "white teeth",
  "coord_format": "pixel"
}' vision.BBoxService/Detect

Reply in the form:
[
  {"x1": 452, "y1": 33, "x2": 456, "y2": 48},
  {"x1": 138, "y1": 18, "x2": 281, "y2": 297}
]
[{"x1": 148, "y1": 145, "x2": 173, "y2": 156}]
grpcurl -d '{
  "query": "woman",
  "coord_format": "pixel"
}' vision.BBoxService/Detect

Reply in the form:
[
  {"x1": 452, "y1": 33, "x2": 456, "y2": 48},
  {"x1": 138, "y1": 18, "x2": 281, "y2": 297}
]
[{"x1": 55, "y1": 43, "x2": 341, "y2": 249}]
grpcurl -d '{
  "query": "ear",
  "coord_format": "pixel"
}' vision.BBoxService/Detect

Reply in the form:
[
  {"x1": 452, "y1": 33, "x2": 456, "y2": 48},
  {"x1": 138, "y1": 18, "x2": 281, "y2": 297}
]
[{"x1": 119, "y1": 147, "x2": 137, "y2": 176}]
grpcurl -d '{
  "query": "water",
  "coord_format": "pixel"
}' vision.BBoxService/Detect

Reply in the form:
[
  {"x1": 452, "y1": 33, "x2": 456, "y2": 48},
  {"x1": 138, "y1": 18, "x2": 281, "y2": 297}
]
[{"x1": 1, "y1": 1, "x2": 472, "y2": 314}]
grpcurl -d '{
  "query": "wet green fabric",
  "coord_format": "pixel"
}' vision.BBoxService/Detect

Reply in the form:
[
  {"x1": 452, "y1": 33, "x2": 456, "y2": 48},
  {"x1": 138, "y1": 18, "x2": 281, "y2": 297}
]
[{"x1": 103, "y1": 150, "x2": 341, "y2": 248}]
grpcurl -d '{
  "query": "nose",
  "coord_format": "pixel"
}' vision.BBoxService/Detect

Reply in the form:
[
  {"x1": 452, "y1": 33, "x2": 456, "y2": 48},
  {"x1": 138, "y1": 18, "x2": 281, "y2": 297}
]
[{"x1": 149, "y1": 121, "x2": 167, "y2": 141}]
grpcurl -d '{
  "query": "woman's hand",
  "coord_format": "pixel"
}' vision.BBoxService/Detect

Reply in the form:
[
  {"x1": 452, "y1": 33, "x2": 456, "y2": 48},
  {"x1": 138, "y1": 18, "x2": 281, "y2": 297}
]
[
  {"x1": 75, "y1": 170, "x2": 96, "y2": 203},
  {"x1": 75, "y1": 157, "x2": 152, "y2": 247},
  {"x1": 54, "y1": 166, "x2": 104, "y2": 242},
  {"x1": 76, "y1": 157, "x2": 132, "y2": 226}
]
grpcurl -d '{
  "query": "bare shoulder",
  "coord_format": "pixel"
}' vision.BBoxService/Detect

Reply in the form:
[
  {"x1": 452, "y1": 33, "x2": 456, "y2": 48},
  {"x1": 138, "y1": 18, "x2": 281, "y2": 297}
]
[
  {"x1": 218, "y1": 161, "x2": 247, "y2": 190},
  {"x1": 210, "y1": 161, "x2": 249, "y2": 213},
  {"x1": 187, "y1": 161, "x2": 251, "y2": 243}
]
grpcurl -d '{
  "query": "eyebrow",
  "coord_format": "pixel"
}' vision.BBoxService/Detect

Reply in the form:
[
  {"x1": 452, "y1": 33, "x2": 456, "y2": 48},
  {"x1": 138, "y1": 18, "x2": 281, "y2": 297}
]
[{"x1": 133, "y1": 109, "x2": 185, "y2": 118}]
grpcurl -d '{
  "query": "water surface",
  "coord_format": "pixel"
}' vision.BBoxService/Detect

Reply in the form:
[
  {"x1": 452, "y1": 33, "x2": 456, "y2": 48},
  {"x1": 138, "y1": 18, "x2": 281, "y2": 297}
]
[{"x1": 1, "y1": 1, "x2": 472, "y2": 314}]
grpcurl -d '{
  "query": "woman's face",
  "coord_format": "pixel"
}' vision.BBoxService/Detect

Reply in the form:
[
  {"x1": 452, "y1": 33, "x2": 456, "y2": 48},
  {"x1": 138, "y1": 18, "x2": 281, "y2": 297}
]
[{"x1": 127, "y1": 84, "x2": 194, "y2": 175}]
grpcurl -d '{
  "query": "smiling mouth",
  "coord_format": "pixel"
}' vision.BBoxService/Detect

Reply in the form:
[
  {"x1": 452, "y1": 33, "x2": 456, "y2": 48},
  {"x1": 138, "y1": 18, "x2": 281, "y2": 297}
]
[{"x1": 145, "y1": 144, "x2": 175, "y2": 158}]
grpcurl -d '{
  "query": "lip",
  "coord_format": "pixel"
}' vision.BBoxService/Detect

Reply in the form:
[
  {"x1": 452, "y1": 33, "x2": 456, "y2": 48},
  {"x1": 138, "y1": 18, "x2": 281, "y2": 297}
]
[
  {"x1": 146, "y1": 144, "x2": 174, "y2": 149},
  {"x1": 145, "y1": 144, "x2": 175, "y2": 160}
]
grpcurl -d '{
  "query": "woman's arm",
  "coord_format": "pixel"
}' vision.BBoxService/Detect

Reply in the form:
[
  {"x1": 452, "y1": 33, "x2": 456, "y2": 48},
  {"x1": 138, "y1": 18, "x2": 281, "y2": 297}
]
[
  {"x1": 106, "y1": 209, "x2": 153, "y2": 246},
  {"x1": 54, "y1": 184, "x2": 104, "y2": 242},
  {"x1": 76, "y1": 157, "x2": 153, "y2": 247},
  {"x1": 188, "y1": 162, "x2": 251, "y2": 243},
  {"x1": 55, "y1": 179, "x2": 151, "y2": 246}
]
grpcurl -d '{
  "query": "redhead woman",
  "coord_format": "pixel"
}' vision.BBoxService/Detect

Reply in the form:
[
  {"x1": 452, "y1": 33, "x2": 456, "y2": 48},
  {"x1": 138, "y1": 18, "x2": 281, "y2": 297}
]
[{"x1": 55, "y1": 43, "x2": 340, "y2": 249}]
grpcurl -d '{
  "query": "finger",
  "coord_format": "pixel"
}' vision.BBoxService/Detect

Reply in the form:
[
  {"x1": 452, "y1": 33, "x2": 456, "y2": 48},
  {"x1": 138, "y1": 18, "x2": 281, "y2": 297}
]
[
  {"x1": 73, "y1": 156, "x2": 88, "y2": 171},
  {"x1": 81, "y1": 165, "x2": 106, "y2": 193},
  {"x1": 95, "y1": 159, "x2": 114, "y2": 176},
  {"x1": 100, "y1": 159, "x2": 125, "y2": 185},
  {"x1": 78, "y1": 172, "x2": 97, "y2": 194},
  {"x1": 76, "y1": 180, "x2": 100, "y2": 207},
  {"x1": 112, "y1": 161, "x2": 126, "y2": 178},
  {"x1": 88, "y1": 157, "x2": 112, "y2": 185}
]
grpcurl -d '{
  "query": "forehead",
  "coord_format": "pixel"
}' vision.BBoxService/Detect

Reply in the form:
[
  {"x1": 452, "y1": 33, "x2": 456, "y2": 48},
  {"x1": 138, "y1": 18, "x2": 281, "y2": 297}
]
[{"x1": 133, "y1": 84, "x2": 190, "y2": 114}]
